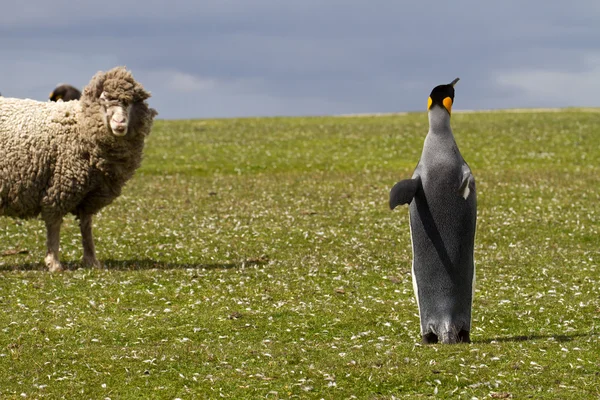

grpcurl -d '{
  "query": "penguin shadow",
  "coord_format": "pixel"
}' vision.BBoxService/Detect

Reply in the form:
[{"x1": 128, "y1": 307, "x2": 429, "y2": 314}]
[{"x1": 475, "y1": 332, "x2": 591, "y2": 344}]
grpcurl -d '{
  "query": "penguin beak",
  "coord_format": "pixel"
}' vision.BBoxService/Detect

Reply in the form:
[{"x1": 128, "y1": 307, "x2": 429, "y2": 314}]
[{"x1": 444, "y1": 78, "x2": 459, "y2": 114}]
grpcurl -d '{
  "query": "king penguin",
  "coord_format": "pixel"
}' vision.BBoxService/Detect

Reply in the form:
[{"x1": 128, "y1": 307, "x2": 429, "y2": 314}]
[{"x1": 389, "y1": 78, "x2": 476, "y2": 344}]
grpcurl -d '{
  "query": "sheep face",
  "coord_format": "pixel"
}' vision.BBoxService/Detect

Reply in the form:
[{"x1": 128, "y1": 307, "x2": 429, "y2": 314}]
[{"x1": 99, "y1": 91, "x2": 132, "y2": 137}]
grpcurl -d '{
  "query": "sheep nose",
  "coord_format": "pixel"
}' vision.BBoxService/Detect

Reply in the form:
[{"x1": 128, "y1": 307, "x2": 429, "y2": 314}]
[{"x1": 113, "y1": 115, "x2": 126, "y2": 123}]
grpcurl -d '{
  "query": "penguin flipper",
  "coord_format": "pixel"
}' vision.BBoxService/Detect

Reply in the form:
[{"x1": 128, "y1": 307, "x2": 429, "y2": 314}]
[
  {"x1": 389, "y1": 177, "x2": 421, "y2": 209},
  {"x1": 459, "y1": 170, "x2": 475, "y2": 200}
]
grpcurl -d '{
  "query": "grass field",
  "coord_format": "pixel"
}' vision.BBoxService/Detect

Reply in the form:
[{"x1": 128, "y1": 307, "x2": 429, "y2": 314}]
[{"x1": 0, "y1": 109, "x2": 598, "y2": 399}]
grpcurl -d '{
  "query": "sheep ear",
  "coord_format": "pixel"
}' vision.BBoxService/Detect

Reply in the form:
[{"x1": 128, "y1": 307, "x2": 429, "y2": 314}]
[
  {"x1": 133, "y1": 85, "x2": 151, "y2": 101},
  {"x1": 83, "y1": 70, "x2": 107, "y2": 100}
]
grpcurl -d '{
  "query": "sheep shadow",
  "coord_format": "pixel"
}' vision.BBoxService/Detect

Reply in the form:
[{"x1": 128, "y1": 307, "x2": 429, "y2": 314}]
[
  {"x1": 0, "y1": 262, "x2": 47, "y2": 272},
  {"x1": 0, "y1": 257, "x2": 269, "y2": 272},
  {"x1": 103, "y1": 258, "x2": 269, "y2": 271},
  {"x1": 475, "y1": 332, "x2": 591, "y2": 344}
]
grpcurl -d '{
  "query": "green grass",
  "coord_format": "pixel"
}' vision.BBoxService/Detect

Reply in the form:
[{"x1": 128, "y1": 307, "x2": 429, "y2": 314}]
[{"x1": 0, "y1": 109, "x2": 599, "y2": 399}]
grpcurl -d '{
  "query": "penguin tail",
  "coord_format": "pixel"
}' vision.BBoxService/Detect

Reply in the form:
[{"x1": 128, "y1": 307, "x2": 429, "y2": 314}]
[
  {"x1": 389, "y1": 177, "x2": 421, "y2": 209},
  {"x1": 440, "y1": 331, "x2": 458, "y2": 344},
  {"x1": 440, "y1": 324, "x2": 471, "y2": 344}
]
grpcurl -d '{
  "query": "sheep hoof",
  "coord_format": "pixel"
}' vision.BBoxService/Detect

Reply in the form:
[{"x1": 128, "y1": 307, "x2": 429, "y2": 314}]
[
  {"x1": 84, "y1": 257, "x2": 104, "y2": 269},
  {"x1": 45, "y1": 257, "x2": 63, "y2": 272}
]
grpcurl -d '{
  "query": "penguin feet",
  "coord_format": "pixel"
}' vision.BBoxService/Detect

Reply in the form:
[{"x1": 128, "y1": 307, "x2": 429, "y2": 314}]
[
  {"x1": 422, "y1": 330, "x2": 470, "y2": 344},
  {"x1": 458, "y1": 330, "x2": 471, "y2": 343},
  {"x1": 422, "y1": 333, "x2": 438, "y2": 344}
]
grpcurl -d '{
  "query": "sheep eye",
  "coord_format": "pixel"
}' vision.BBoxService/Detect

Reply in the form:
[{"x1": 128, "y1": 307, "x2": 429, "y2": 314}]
[
  {"x1": 101, "y1": 99, "x2": 118, "y2": 107},
  {"x1": 99, "y1": 93, "x2": 115, "y2": 103}
]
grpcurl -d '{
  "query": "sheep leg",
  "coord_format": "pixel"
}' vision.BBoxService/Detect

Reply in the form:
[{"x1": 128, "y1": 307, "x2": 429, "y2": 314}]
[
  {"x1": 44, "y1": 218, "x2": 63, "y2": 272},
  {"x1": 79, "y1": 214, "x2": 103, "y2": 268}
]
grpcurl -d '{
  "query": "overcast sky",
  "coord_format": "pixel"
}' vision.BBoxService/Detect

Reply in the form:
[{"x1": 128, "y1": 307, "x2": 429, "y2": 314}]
[{"x1": 2, "y1": 1, "x2": 599, "y2": 119}]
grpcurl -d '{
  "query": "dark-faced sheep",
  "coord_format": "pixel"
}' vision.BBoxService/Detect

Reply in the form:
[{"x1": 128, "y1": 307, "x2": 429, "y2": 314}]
[
  {"x1": 0, "y1": 66, "x2": 158, "y2": 271},
  {"x1": 49, "y1": 84, "x2": 81, "y2": 102}
]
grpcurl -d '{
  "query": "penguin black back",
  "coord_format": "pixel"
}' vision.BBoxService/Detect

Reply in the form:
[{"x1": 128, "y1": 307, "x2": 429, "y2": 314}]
[{"x1": 389, "y1": 77, "x2": 476, "y2": 345}]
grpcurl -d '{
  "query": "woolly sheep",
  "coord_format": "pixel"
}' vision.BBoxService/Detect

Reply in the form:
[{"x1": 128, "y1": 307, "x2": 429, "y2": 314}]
[
  {"x1": 0, "y1": 66, "x2": 158, "y2": 271},
  {"x1": 49, "y1": 84, "x2": 82, "y2": 102}
]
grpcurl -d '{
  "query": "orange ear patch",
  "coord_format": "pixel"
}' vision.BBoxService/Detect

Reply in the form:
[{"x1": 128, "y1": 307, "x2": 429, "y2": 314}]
[
  {"x1": 427, "y1": 97, "x2": 433, "y2": 110},
  {"x1": 443, "y1": 97, "x2": 453, "y2": 114}
]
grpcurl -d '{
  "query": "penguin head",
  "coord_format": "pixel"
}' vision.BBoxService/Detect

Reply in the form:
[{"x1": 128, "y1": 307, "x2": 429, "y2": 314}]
[
  {"x1": 50, "y1": 86, "x2": 64, "y2": 101},
  {"x1": 427, "y1": 77, "x2": 459, "y2": 115},
  {"x1": 49, "y1": 87, "x2": 65, "y2": 101},
  {"x1": 49, "y1": 84, "x2": 81, "y2": 102}
]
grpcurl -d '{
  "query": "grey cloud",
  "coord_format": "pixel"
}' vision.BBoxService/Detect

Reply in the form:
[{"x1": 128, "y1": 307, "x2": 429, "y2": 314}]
[{"x1": 2, "y1": 1, "x2": 600, "y2": 118}]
